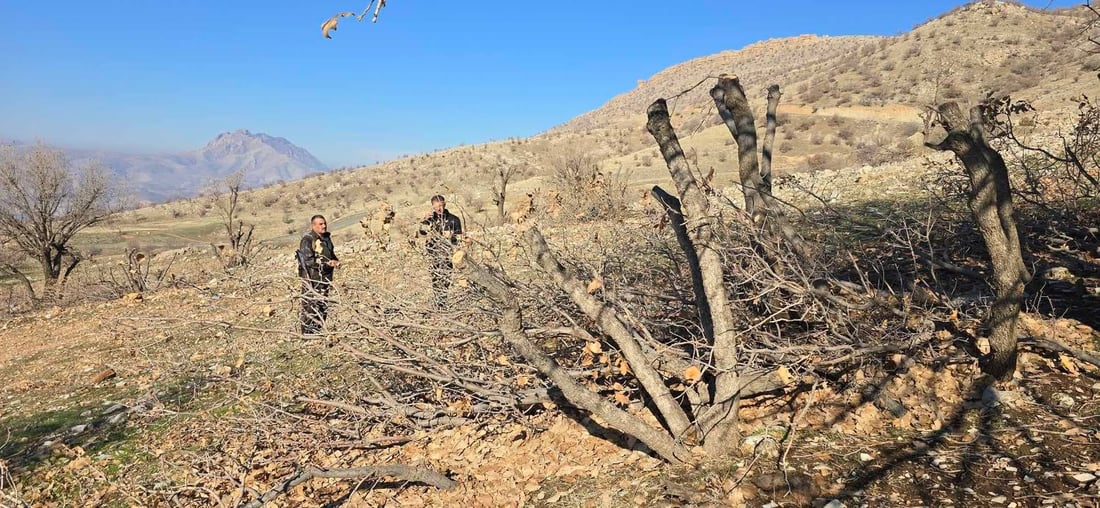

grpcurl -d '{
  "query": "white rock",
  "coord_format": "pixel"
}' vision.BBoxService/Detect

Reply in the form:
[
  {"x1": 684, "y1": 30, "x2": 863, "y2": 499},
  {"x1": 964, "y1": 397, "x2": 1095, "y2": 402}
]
[
  {"x1": 1071, "y1": 472, "x2": 1097, "y2": 485},
  {"x1": 990, "y1": 496, "x2": 1007, "y2": 504},
  {"x1": 859, "y1": 452, "x2": 874, "y2": 463}
]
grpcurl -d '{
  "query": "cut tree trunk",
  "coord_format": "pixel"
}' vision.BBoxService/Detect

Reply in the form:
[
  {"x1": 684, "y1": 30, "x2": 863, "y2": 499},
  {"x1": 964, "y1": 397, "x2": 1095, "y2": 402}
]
[
  {"x1": 925, "y1": 101, "x2": 1031, "y2": 380},
  {"x1": 710, "y1": 76, "x2": 805, "y2": 254},
  {"x1": 646, "y1": 98, "x2": 741, "y2": 456},
  {"x1": 463, "y1": 259, "x2": 694, "y2": 463},
  {"x1": 651, "y1": 186, "x2": 713, "y2": 343},
  {"x1": 761, "y1": 84, "x2": 781, "y2": 194},
  {"x1": 523, "y1": 227, "x2": 694, "y2": 442}
]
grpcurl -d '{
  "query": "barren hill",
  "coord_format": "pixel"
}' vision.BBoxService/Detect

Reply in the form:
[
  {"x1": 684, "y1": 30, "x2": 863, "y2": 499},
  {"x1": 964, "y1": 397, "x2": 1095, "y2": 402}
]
[
  {"x1": 557, "y1": 1, "x2": 1094, "y2": 135},
  {"x1": 64, "y1": 129, "x2": 327, "y2": 203}
]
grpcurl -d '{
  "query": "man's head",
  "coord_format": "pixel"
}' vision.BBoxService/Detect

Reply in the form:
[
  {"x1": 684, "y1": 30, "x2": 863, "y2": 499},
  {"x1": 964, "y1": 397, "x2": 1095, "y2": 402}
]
[
  {"x1": 310, "y1": 214, "x2": 328, "y2": 235},
  {"x1": 430, "y1": 195, "x2": 446, "y2": 215}
]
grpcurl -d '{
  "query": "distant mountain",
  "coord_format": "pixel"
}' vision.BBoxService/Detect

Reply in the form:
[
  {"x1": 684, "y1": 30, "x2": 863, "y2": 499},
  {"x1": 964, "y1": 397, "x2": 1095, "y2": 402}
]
[{"x1": 61, "y1": 129, "x2": 327, "y2": 202}]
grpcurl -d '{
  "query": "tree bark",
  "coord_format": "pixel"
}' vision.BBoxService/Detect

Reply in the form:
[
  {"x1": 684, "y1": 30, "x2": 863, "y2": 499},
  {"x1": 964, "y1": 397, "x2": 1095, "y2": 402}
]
[
  {"x1": 710, "y1": 76, "x2": 804, "y2": 254},
  {"x1": 710, "y1": 76, "x2": 768, "y2": 222},
  {"x1": 925, "y1": 101, "x2": 1030, "y2": 380},
  {"x1": 464, "y1": 260, "x2": 694, "y2": 463},
  {"x1": 761, "y1": 84, "x2": 781, "y2": 194},
  {"x1": 646, "y1": 99, "x2": 741, "y2": 456},
  {"x1": 651, "y1": 186, "x2": 713, "y2": 343},
  {"x1": 523, "y1": 227, "x2": 694, "y2": 442}
]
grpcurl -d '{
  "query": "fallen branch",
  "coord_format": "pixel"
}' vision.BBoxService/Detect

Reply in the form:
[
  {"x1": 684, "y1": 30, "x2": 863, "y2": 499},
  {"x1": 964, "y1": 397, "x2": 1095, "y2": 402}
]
[
  {"x1": 1021, "y1": 336, "x2": 1100, "y2": 371},
  {"x1": 243, "y1": 464, "x2": 454, "y2": 508}
]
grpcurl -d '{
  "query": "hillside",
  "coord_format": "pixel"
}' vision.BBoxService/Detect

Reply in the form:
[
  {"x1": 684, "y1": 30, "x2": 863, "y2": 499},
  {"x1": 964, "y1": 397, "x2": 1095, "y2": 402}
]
[{"x1": 2, "y1": 1, "x2": 1100, "y2": 506}]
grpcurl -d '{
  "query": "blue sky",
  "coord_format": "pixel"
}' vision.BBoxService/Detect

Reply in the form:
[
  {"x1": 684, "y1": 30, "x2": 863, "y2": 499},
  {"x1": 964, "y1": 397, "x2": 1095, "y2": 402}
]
[{"x1": 0, "y1": 1, "x2": 1081, "y2": 167}]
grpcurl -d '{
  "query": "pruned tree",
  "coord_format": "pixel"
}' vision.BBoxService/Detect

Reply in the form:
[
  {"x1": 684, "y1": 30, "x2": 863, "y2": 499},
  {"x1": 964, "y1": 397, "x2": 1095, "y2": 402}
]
[
  {"x1": 924, "y1": 101, "x2": 1031, "y2": 380},
  {"x1": 710, "y1": 76, "x2": 805, "y2": 253},
  {"x1": 0, "y1": 144, "x2": 122, "y2": 297},
  {"x1": 208, "y1": 170, "x2": 255, "y2": 270}
]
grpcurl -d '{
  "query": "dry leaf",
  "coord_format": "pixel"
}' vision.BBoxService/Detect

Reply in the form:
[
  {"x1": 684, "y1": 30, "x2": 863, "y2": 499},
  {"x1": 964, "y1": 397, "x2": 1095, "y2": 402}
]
[
  {"x1": 614, "y1": 392, "x2": 631, "y2": 405},
  {"x1": 496, "y1": 354, "x2": 511, "y2": 366},
  {"x1": 774, "y1": 365, "x2": 793, "y2": 384},
  {"x1": 233, "y1": 353, "x2": 245, "y2": 371},
  {"x1": 452, "y1": 249, "x2": 466, "y2": 266},
  {"x1": 683, "y1": 365, "x2": 703, "y2": 383},
  {"x1": 91, "y1": 368, "x2": 117, "y2": 384},
  {"x1": 618, "y1": 358, "x2": 631, "y2": 376},
  {"x1": 1058, "y1": 354, "x2": 1080, "y2": 375},
  {"x1": 586, "y1": 277, "x2": 604, "y2": 294},
  {"x1": 586, "y1": 341, "x2": 603, "y2": 354},
  {"x1": 515, "y1": 375, "x2": 529, "y2": 387}
]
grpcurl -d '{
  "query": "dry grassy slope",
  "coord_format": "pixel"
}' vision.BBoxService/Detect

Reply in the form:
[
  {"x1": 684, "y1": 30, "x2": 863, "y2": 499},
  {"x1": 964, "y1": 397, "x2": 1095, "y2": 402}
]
[
  {"x1": 77, "y1": 1, "x2": 1098, "y2": 268},
  {"x1": 554, "y1": 34, "x2": 881, "y2": 132},
  {"x1": 557, "y1": 1, "x2": 1095, "y2": 133}
]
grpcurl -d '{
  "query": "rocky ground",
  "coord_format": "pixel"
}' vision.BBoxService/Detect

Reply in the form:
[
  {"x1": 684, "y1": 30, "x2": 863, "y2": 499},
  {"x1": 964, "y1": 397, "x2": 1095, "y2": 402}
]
[{"x1": 2, "y1": 158, "x2": 1099, "y2": 507}]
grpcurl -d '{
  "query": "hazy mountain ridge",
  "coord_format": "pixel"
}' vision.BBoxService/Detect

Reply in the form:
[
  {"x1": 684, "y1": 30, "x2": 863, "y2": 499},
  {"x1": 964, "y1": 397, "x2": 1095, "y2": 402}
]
[{"x1": 59, "y1": 129, "x2": 327, "y2": 203}]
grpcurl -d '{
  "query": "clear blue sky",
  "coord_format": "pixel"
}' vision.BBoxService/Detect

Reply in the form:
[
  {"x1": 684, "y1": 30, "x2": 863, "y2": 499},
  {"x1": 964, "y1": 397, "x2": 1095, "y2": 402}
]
[{"x1": 0, "y1": 1, "x2": 1081, "y2": 167}]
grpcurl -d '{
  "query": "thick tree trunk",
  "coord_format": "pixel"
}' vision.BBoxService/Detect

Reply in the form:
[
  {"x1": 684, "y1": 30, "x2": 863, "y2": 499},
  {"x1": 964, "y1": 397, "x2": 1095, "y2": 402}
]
[
  {"x1": 926, "y1": 102, "x2": 1030, "y2": 380},
  {"x1": 646, "y1": 99, "x2": 741, "y2": 456},
  {"x1": 523, "y1": 227, "x2": 694, "y2": 441},
  {"x1": 710, "y1": 76, "x2": 805, "y2": 253},
  {"x1": 463, "y1": 260, "x2": 694, "y2": 463}
]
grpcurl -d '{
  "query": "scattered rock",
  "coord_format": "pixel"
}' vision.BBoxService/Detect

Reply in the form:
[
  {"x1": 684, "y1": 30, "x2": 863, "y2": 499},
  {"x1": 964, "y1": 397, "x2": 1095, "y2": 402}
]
[
  {"x1": 742, "y1": 434, "x2": 779, "y2": 458},
  {"x1": 990, "y1": 495, "x2": 1007, "y2": 504},
  {"x1": 982, "y1": 386, "x2": 1019, "y2": 407},
  {"x1": 1069, "y1": 472, "x2": 1097, "y2": 485},
  {"x1": 1051, "y1": 392, "x2": 1075, "y2": 409},
  {"x1": 1044, "y1": 266, "x2": 1076, "y2": 282},
  {"x1": 69, "y1": 424, "x2": 88, "y2": 434}
]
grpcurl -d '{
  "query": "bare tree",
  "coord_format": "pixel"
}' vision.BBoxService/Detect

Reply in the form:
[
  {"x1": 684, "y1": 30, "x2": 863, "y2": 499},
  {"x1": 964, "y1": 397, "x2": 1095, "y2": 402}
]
[
  {"x1": 0, "y1": 144, "x2": 122, "y2": 296},
  {"x1": 924, "y1": 101, "x2": 1031, "y2": 380},
  {"x1": 491, "y1": 164, "x2": 519, "y2": 221},
  {"x1": 208, "y1": 170, "x2": 255, "y2": 269}
]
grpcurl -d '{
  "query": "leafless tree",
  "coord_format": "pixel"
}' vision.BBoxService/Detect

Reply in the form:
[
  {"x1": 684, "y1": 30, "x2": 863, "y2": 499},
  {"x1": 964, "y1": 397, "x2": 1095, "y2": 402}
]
[
  {"x1": 491, "y1": 164, "x2": 519, "y2": 221},
  {"x1": 0, "y1": 144, "x2": 122, "y2": 297},
  {"x1": 208, "y1": 170, "x2": 255, "y2": 269},
  {"x1": 924, "y1": 101, "x2": 1031, "y2": 380}
]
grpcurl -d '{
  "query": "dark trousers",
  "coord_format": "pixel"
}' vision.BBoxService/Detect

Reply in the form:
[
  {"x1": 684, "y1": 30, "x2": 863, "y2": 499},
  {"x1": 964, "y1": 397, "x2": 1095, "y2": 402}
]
[
  {"x1": 300, "y1": 277, "x2": 331, "y2": 334},
  {"x1": 428, "y1": 251, "x2": 453, "y2": 308}
]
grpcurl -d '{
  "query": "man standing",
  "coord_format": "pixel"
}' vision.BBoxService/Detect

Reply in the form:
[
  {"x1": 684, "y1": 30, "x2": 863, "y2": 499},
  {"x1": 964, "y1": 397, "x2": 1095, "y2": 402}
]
[
  {"x1": 298, "y1": 214, "x2": 339, "y2": 334},
  {"x1": 419, "y1": 195, "x2": 463, "y2": 308}
]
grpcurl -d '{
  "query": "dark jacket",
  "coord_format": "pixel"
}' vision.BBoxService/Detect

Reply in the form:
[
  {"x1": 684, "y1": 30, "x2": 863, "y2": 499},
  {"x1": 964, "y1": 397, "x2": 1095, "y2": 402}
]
[
  {"x1": 298, "y1": 231, "x2": 338, "y2": 281},
  {"x1": 420, "y1": 209, "x2": 463, "y2": 250}
]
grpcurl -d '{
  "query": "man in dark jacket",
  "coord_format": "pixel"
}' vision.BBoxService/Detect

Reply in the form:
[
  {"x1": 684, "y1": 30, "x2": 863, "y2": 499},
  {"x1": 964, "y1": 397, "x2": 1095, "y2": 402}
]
[
  {"x1": 419, "y1": 195, "x2": 462, "y2": 308},
  {"x1": 297, "y1": 214, "x2": 339, "y2": 334}
]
